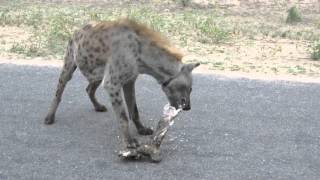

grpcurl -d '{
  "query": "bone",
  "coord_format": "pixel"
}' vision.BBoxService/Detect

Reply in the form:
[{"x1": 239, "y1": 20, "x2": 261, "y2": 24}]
[{"x1": 119, "y1": 104, "x2": 182, "y2": 162}]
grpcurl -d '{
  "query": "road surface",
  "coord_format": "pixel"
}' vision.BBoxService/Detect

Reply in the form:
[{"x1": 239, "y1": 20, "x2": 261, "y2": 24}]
[{"x1": 0, "y1": 63, "x2": 319, "y2": 180}]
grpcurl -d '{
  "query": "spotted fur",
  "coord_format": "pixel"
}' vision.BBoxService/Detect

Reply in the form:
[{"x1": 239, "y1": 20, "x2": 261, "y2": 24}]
[{"x1": 44, "y1": 19, "x2": 199, "y2": 151}]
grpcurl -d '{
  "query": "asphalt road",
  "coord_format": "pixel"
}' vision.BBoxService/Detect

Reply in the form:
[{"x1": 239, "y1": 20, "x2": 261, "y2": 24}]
[{"x1": 0, "y1": 63, "x2": 320, "y2": 180}]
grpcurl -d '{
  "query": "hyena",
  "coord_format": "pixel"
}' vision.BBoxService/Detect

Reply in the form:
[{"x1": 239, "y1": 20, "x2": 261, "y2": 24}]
[{"x1": 44, "y1": 19, "x2": 199, "y2": 150}]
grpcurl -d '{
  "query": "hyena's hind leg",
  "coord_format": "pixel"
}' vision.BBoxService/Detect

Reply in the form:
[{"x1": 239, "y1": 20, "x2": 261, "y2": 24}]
[
  {"x1": 86, "y1": 80, "x2": 107, "y2": 112},
  {"x1": 44, "y1": 41, "x2": 77, "y2": 124}
]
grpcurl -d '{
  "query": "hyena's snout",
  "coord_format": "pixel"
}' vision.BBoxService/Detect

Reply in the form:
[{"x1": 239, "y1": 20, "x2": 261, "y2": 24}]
[{"x1": 181, "y1": 98, "x2": 191, "y2": 111}]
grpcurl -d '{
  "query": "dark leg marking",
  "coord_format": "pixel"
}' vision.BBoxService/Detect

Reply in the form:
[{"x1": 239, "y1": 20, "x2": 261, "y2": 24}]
[
  {"x1": 108, "y1": 89, "x2": 139, "y2": 149},
  {"x1": 123, "y1": 80, "x2": 153, "y2": 135}
]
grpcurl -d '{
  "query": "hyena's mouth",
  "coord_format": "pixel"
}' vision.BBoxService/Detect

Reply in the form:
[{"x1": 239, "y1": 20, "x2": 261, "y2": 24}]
[
  {"x1": 181, "y1": 102, "x2": 190, "y2": 111},
  {"x1": 182, "y1": 106, "x2": 190, "y2": 111}
]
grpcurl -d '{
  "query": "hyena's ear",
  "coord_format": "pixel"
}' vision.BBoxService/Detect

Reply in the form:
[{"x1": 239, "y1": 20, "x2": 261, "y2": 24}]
[{"x1": 181, "y1": 63, "x2": 200, "y2": 73}]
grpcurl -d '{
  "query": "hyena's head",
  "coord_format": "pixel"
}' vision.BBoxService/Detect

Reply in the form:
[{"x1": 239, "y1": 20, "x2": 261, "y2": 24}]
[{"x1": 162, "y1": 63, "x2": 200, "y2": 111}]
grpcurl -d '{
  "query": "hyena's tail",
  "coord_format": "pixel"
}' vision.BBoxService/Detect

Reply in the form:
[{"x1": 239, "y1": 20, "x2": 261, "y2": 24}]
[
  {"x1": 64, "y1": 39, "x2": 76, "y2": 66},
  {"x1": 44, "y1": 39, "x2": 77, "y2": 124},
  {"x1": 59, "y1": 39, "x2": 77, "y2": 83}
]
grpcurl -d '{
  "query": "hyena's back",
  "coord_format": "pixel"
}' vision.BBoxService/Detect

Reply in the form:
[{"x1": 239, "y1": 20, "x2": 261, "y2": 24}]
[{"x1": 70, "y1": 20, "x2": 141, "y2": 82}]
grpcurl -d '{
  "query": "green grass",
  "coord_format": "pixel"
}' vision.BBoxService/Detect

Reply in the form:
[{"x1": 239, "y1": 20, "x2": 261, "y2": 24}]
[
  {"x1": 0, "y1": 2, "x2": 232, "y2": 57},
  {"x1": 197, "y1": 17, "x2": 231, "y2": 43},
  {"x1": 10, "y1": 42, "x2": 44, "y2": 56},
  {"x1": 287, "y1": 65, "x2": 306, "y2": 75}
]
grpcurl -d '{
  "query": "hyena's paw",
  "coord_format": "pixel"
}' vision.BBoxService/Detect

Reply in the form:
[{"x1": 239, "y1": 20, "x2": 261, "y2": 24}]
[
  {"x1": 138, "y1": 127, "x2": 154, "y2": 136},
  {"x1": 44, "y1": 114, "x2": 55, "y2": 125},
  {"x1": 150, "y1": 149, "x2": 162, "y2": 163},
  {"x1": 126, "y1": 137, "x2": 140, "y2": 149},
  {"x1": 94, "y1": 105, "x2": 107, "y2": 112}
]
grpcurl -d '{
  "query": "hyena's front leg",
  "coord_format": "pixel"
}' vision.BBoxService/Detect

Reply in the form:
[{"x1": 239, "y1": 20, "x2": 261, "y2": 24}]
[
  {"x1": 86, "y1": 80, "x2": 107, "y2": 112},
  {"x1": 123, "y1": 80, "x2": 153, "y2": 135},
  {"x1": 103, "y1": 83, "x2": 139, "y2": 149},
  {"x1": 44, "y1": 60, "x2": 77, "y2": 124}
]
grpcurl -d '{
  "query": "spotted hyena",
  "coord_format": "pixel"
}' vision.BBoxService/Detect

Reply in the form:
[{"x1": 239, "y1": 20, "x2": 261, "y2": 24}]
[{"x1": 44, "y1": 19, "x2": 199, "y2": 151}]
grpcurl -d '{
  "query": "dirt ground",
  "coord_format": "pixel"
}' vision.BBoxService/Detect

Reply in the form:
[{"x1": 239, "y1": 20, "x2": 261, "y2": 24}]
[{"x1": 0, "y1": 0, "x2": 320, "y2": 83}]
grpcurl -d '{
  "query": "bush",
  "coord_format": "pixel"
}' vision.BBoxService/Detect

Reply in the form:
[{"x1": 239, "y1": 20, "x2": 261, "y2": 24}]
[
  {"x1": 311, "y1": 42, "x2": 320, "y2": 61},
  {"x1": 180, "y1": 0, "x2": 191, "y2": 7},
  {"x1": 286, "y1": 6, "x2": 302, "y2": 24}
]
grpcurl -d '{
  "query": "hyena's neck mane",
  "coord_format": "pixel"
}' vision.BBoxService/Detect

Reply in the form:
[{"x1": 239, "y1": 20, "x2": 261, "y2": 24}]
[
  {"x1": 122, "y1": 19, "x2": 183, "y2": 61},
  {"x1": 118, "y1": 19, "x2": 184, "y2": 84}
]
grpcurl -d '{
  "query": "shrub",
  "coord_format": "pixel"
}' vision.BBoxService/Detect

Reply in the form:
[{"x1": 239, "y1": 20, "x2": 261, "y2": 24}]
[
  {"x1": 286, "y1": 6, "x2": 302, "y2": 24},
  {"x1": 311, "y1": 42, "x2": 320, "y2": 61}
]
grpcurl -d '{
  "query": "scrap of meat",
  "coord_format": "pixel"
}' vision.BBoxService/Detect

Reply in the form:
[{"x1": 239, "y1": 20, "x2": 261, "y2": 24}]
[{"x1": 119, "y1": 104, "x2": 182, "y2": 162}]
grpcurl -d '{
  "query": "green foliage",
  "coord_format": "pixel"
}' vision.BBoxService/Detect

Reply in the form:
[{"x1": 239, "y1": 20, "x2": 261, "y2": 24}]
[
  {"x1": 197, "y1": 17, "x2": 230, "y2": 43},
  {"x1": 286, "y1": 6, "x2": 302, "y2": 24},
  {"x1": 45, "y1": 12, "x2": 76, "y2": 53}
]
